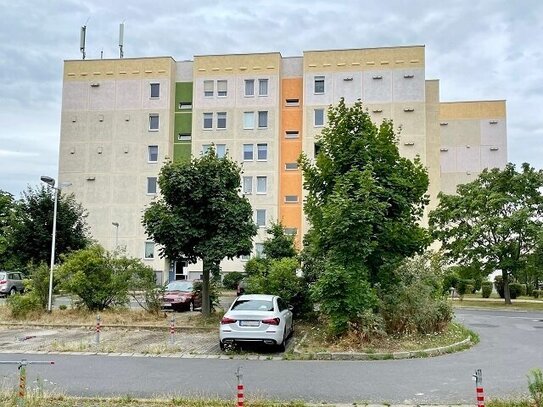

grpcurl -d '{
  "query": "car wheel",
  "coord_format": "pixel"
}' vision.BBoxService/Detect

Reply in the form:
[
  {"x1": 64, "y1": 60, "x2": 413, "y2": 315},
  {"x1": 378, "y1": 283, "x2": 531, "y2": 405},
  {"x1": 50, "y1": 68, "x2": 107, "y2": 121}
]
[
  {"x1": 9, "y1": 287, "x2": 16, "y2": 296},
  {"x1": 277, "y1": 328, "x2": 287, "y2": 352},
  {"x1": 219, "y1": 341, "x2": 225, "y2": 351}
]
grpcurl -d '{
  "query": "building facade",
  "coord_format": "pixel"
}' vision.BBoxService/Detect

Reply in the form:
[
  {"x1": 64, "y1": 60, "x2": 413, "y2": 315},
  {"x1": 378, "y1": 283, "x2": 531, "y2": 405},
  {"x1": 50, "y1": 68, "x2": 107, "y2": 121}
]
[{"x1": 58, "y1": 46, "x2": 507, "y2": 282}]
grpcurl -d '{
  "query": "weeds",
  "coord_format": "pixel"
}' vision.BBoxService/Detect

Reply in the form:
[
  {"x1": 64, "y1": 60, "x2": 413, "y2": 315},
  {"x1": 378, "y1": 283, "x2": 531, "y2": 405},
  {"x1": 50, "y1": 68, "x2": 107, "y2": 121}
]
[{"x1": 528, "y1": 368, "x2": 543, "y2": 407}]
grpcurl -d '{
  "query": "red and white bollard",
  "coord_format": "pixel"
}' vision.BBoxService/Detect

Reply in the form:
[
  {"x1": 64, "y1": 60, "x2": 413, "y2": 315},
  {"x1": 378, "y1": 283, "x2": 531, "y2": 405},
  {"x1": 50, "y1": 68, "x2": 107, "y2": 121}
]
[
  {"x1": 474, "y1": 369, "x2": 485, "y2": 407},
  {"x1": 169, "y1": 316, "x2": 175, "y2": 345},
  {"x1": 95, "y1": 314, "x2": 101, "y2": 345},
  {"x1": 236, "y1": 366, "x2": 244, "y2": 407}
]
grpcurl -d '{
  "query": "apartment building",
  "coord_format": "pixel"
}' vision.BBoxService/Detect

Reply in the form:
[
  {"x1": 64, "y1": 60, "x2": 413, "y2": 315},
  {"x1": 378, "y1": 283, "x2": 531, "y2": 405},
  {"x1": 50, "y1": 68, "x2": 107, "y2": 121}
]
[{"x1": 58, "y1": 45, "x2": 507, "y2": 282}]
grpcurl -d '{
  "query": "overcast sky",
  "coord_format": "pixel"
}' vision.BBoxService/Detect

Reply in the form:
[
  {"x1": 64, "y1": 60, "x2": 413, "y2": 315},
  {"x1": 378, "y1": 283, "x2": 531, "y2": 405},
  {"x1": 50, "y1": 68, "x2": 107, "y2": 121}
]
[{"x1": 1, "y1": 0, "x2": 542, "y2": 196}]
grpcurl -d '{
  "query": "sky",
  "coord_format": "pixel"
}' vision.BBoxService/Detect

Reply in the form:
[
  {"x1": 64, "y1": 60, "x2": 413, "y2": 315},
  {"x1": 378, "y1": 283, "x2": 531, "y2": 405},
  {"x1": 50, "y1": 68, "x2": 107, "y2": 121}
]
[{"x1": 0, "y1": 0, "x2": 542, "y2": 197}]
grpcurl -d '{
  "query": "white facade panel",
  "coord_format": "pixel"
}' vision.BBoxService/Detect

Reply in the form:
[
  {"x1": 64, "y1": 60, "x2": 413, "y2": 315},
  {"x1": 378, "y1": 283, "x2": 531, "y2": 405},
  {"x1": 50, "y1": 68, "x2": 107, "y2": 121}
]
[
  {"x1": 481, "y1": 146, "x2": 507, "y2": 170},
  {"x1": 116, "y1": 80, "x2": 143, "y2": 110},
  {"x1": 88, "y1": 82, "x2": 116, "y2": 111},
  {"x1": 62, "y1": 82, "x2": 89, "y2": 111},
  {"x1": 303, "y1": 73, "x2": 334, "y2": 106},
  {"x1": 392, "y1": 68, "x2": 425, "y2": 102},
  {"x1": 480, "y1": 118, "x2": 507, "y2": 145},
  {"x1": 363, "y1": 70, "x2": 393, "y2": 103},
  {"x1": 455, "y1": 145, "x2": 481, "y2": 173},
  {"x1": 440, "y1": 149, "x2": 457, "y2": 173},
  {"x1": 332, "y1": 71, "x2": 363, "y2": 105}
]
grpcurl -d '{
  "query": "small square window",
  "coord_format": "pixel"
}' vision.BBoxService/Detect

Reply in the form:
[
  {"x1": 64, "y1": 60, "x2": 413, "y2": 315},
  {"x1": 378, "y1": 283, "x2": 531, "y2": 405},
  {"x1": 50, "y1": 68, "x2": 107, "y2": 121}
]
[
  {"x1": 217, "y1": 112, "x2": 227, "y2": 129},
  {"x1": 243, "y1": 176, "x2": 253, "y2": 195},
  {"x1": 314, "y1": 109, "x2": 324, "y2": 127},
  {"x1": 285, "y1": 195, "x2": 299, "y2": 203},
  {"x1": 243, "y1": 112, "x2": 255, "y2": 129},
  {"x1": 144, "y1": 241, "x2": 155, "y2": 259},
  {"x1": 203, "y1": 113, "x2": 213, "y2": 129},
  {"x1": 256, "y1": 209, "x2": 266, "y2": 227},
  {"x1": 258, "y1": 79, "x2": 268, "y2": 96},
  {"x1": 217, "y1": 80, "x2": 227, "y2": 97},
  {"x1": 150, "y1": 83, "x2": 160, "y2": 98},
  {"x1": 147, "y1": 177, "x2": 157, "y2": 194},
  {"x1": 243, "y1": 144, "x2": 254, "y2": 161},
  {"x1": 216, "y1": 144, "x2": 226, "y2": 158},
  {"x1": 148, "y1": 145, "x2": 158, "y2": 162},
  {"x1": 285, "y1": 162, "x2": 298, "y2": 170},
  {"x1": 245, "y1": 79, "x2": 255, "y2": 96},
  {"x1": 314, "y1": 76, "x2": 325, "y2": 94},
  {"x1": 256, "y1": 176, "x2": 267, "y2": 194},
  {"x1": 258, "y1": 111, "x2": 268, "y2": 129},
  {"x1": 257, "y1": 144, "x2": 268, "y2": 161},
  {"x1": 149, "y1": 114, "x2": 159, "y2": 131},
  {"x1": 203, "y1": 80, "x2": 214, "y2": 97}
]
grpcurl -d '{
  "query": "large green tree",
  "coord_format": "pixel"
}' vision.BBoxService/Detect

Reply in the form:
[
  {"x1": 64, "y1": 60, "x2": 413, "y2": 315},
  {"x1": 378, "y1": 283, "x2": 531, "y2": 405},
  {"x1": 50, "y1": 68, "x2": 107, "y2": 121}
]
[
  {"x1": 142, "y1": 148, "x2": 257, "y2": 316},
  {"x1": 8, "y1": 185, "x2": 90, "y2": 268},
  {"x1": 299, "y1": 99, "x2": 430, "y2": 334},
  {"x1": 0, "y1": 190, "x2": 15, "y2": 268},
  {"x1": 429, "y1": 163, "x2": 543, "y2": 304}
]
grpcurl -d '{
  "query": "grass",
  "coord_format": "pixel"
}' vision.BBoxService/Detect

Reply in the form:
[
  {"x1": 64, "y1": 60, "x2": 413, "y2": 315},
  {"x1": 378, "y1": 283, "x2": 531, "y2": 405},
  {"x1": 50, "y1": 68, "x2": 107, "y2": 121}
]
[{"x1": 453, "y1": 298, "x2": 543, "y2": 311}]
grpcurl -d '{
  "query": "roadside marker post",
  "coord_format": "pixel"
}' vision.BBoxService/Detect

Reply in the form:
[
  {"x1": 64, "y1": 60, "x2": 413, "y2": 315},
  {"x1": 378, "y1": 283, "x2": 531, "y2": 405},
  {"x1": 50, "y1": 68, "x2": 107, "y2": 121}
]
[
  {"x1": 169, "y1": 316, "x2": 175, "y2": 346},
  {"x1": 473, "y1": 368, "x2": 485, "y2": 407},
  {"x1": 95, "y1": 314, "x2": 101, "y2": 345},
  {"x1": 0, "y1": 359, "x2": 55, "y2": 407},
  {"x1": 236, "y1": 366, "x2": 244, "y2": 407}
]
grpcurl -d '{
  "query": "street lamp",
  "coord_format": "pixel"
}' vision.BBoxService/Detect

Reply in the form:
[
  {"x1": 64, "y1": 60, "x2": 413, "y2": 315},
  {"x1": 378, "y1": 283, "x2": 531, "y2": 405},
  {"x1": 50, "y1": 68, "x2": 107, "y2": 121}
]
[
  {"x1": 40, "y1": 176, "x2": 71, "y2": 312},
  {"x1": 112, "y1": 222, "x2": 119, "y2": 248}
]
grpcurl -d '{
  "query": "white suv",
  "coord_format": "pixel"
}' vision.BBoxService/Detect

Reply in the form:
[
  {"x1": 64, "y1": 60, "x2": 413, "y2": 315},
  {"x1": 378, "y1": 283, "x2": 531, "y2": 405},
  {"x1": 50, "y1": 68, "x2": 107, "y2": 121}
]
[{"x1": 0, "y1": 271, "x2": 25, "y2": 296}]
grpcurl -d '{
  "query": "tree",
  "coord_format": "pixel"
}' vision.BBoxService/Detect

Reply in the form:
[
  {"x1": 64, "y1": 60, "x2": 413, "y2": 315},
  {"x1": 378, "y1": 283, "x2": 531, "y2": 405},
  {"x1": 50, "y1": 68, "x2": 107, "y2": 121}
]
[
  {"x1": 142, "y1": 148, "x2": 257, "y2": 316},
  {"x1": 299, "y1": 99, "x2": 430, "y2": 335},
  {"x1": 263, "y1": 221, "x2": 297, "y2": 260},
  {"x1": 0, "y1": 190, "x2": 15, "y2": 268},
  {"x1": 429, "y1": 163, "x2": 543, "y2": 304},
  {"x1": 8, "y1": 185, "x2": 90, "y2": 268}
]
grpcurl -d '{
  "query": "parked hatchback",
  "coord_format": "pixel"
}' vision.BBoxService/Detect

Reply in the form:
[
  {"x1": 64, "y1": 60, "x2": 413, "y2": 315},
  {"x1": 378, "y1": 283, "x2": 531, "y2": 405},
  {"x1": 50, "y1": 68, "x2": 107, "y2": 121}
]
[
  {"x1": 162, "y1": 281, "x2": 201, "y2": 312},
  {"x1": 0, "y1": 271, "x2": 25, "y2": 297},
  {"x1": 219, "y1": 294, "x2": 293, "y2": 351}
]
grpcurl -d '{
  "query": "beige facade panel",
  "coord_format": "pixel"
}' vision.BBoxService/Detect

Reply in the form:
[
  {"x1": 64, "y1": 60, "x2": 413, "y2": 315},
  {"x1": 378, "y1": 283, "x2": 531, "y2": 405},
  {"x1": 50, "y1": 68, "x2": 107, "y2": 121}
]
[
  {"x1": 175, "y1": 61, "x2": 193, "y2": 82},
  {"x1": 440, "y1": 119, "x2": 481, "y2": 146},
  {"x1": 193, "y1": 53, "x2": 281, "y2": 77},
  {"x1": 64, "y1": 57, "x2": 175, "y2": 81},
  {"x1": 281, "y1": 57, "x2": 303, "y2": 77},
  {"x1": 440, "y1": 100, "x2": 506, "y2": 120}
]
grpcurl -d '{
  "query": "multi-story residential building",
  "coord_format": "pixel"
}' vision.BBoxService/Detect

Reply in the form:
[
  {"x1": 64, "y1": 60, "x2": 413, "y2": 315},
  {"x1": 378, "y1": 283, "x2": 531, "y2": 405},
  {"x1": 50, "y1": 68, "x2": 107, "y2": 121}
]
[{"x1": 58, "y1": 45, "x2": 507, "y2": 282}]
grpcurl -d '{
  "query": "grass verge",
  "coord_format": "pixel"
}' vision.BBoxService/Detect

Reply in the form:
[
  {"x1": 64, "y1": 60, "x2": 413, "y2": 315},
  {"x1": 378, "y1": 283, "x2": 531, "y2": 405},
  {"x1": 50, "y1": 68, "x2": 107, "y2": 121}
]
[{"x1": 453, "y1": 299, "x2": 543, "y2": 311}]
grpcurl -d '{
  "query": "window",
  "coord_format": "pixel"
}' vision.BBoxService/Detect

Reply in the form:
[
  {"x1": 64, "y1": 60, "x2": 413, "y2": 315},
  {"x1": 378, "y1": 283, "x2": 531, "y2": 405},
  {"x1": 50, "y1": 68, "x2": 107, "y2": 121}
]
[
  {"x1": 285, "y1": 195, "x2": 299, "y2": 203},
  {"x1": 257, "y1": 144, "x2": 268, "y2": 161},
  {"x1": 243, "y1": 112, "x2": 255, "y2": 129},
  {"x1": 314, "y1": 109, "x2": 324, "y2": 126},
  {"x1": 256, "y1": 176, "x2": 267, "y2": 194},
  {"x1": 147, "y1": 177, "x2": 157, "y2": 194},
  {"x1": 255, "y1": 243, "x2": 265, "y2": 257},
  {"x1": 144, "y1": 241, "x2": 155, "y2": 259},
  {"x1": 179, "y1": 102, "x2": 192, "y2": 110},
  {"x1": 203, "y1": 80, "x2": 214, "y2": 97},
  {"x1": 216, "y1": 144, "x2": 226, "y2": 158},
  {"x1": 178, "y1": 133, "x2": 191, "y2": 141},
  {"x1": 148, "y1": 145, "x2": 158, "y2": 162},
  {"x1": 285, "y1": 98, "x2": 299, "y2": 107},
  {"x1": 284, "y1": 227, "x2": 297, "y2": 236},
  {"x1": 285, "y1": 162, "x2": 298, "y2": 170},
  {"x1": 149, "y1": 114, "x2": 159, "y2": 131},
  {"x1": 244, "y1": 79, "x2": 255, "y2": 96},
  {"x1": 258, "y1": 79, "x2": 268, "y2": 96},
  {"x1": 217, "y1": 112, "x2": 227, "y2": 129},
  {"x1": 285, "y1": 130, "x2": 299, "y2": 139},
  {"x1": 217, "y1": 80, "x2": 227, "y2": 97},
  {"x1": 203, "y1": 113, "x2": 213, "y2": 129},
  {"x1": 150, "y1": 83, "x2": 160, "y2": 98},
  {"x1": 243, "y1": 176, "x2": 253, "y2": 195},
  {"x1": 314, "y1": 76, "x2": 325, "y2": 94},
  {"x1": 258, "y1": 111, "x2": 268, "y2": 129},
  {"x1": 202, "y1": 144, "x2": 212, "y2": 154},
  {"x1": 243, "y1": 144, "x2": 254, "y2": 161},
  {"x1": 256, "y1": 209, "x2": 266, "y2": 227}
]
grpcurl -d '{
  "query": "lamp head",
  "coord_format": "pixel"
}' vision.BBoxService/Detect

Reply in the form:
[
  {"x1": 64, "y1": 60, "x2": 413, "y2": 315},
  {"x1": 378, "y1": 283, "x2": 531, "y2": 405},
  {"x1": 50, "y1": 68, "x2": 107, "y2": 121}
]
[{"x1": 40, "y1": 176, "x2": 55, "y2": 187}]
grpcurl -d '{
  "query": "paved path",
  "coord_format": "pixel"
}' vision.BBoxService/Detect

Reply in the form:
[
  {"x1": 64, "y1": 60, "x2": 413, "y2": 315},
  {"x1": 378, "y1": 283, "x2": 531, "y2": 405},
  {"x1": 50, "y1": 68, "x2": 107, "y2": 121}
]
[{"x1": 0, "y1": 309, "x2": 541, "y2": 403}]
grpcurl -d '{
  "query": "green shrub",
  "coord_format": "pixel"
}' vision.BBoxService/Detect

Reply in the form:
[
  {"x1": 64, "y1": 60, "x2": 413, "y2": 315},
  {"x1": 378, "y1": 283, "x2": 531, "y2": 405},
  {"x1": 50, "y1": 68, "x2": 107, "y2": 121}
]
[
  {"x1": 481, "y1": 281, "x2": 493, "y2": 298},
  {"x1": 519, "y1": 284, "x2": 527, "y2": 297},
  {"x1": 533, "y1": 290, "x2": 542, "y2": 299},
  {"x1": 222, "y1": 271, "x2": 244, "y2": 290},
  {"x1": 456, "y1": 279, "x2": 475, "y2": 298},
  {"x1": 494, "y1": 275, "x2": 520, "y2": 299},
  {"x1": 7, "y1": 293, "x2": 42, "y2": 319},
  {"x1": 442, "y1": 272, "x2": 460, "y2": 295},
  {"x1": 509, "y1": 283, "x2": 522, "y2": 299},
  {"x1": 528, "y1": 368, "x2": 543, "y2": 407}
]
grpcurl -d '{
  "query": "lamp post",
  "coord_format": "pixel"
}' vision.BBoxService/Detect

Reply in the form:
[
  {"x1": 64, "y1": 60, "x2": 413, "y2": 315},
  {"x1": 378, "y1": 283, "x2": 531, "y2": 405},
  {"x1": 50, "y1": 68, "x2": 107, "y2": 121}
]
[
  {"x1": 40, "y1": 176, "x2": 71, "y2": 312},
  {"x1": 112, "y1": 222, "x2": 119, "y2": 248}
]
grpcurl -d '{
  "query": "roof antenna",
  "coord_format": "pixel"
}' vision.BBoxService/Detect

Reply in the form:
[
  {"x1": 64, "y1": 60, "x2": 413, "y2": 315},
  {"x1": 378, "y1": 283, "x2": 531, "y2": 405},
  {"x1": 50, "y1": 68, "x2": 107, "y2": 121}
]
[
  {"x1": 119, "y1": 22, "x2": 124, "y2": 59},
  {"x1": 80, "y1": 25, "x2": 87, "y2": 60}
]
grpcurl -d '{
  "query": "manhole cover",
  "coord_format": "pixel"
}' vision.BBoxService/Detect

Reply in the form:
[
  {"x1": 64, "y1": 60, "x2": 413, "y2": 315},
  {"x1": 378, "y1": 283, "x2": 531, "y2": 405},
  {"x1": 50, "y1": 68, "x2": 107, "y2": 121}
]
[{"x1": 470, "y1": 323, "x2": 498, "y2": 328}]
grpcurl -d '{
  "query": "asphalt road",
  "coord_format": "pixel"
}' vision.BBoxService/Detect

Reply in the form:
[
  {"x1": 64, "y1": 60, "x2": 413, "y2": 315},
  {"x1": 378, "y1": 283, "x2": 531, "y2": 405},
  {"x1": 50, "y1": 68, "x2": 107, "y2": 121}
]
[{"x1": 0, "y1": 309, "x2": 542, "y2": 404}]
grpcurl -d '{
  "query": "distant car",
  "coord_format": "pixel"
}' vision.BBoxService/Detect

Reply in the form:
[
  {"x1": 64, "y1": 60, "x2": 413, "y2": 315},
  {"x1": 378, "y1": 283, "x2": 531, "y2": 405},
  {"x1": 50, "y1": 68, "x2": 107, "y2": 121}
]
[
  {"x1": 236, "y1": 279, "x2": 247, "y2": 296},
  {"x1": 162, "y1": 281, "x2": 201, "y2": 312},
  {"x1": 0, "y1": 271, "x2": 25, "y2": 297},
  {"x1": 219, "y1": 294, "x2": 294, "y2": 351}
]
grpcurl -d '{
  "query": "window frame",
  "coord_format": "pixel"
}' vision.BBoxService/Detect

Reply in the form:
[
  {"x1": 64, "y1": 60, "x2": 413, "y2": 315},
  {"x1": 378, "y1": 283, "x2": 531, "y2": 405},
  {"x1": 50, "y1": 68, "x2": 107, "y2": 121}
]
[
  {"x1": 256, "y1": 176, "x2": 267, "y2": 194},
  {"x1": 144, "y1": 241, "x2": 155, "y2": 260},
  {"x1": 314, "y1": 109, "x2": 325, "y2": 127},
  {"x1": 284, "y1": 195, "x2": 299, "y2": 203},
  {"x1": 148, "y1": 114, "x2": 159, "y2": 131},
  {"x1": 256, "y1": 143, "x2": 268, "y2": 161},
  {"x1": 150, "y1": 83, "x2": 160, "y2": 99},
  {"x1": 243, "y1": 111, "x2": 255, "y2": 129},
  {"x1": 217, "y1": 112, "x2": 227, "y2": 129},
  {"x1": 243, "y1": 144, "x2": 254, "y2": 161},
  {"x1": 314, "y1": 75, "x2": 325, "y2": 94},
  {"x1": 217, "y1": 80, "x2": 228, "y2": 97},
  {"x1": 216, "y1": 143, "x2": 226, "y2": 158},
  {"x1": 244, "y1": 79, "x2": 255, "y2": 97},
  {"x1": 203, "y1": 112, "x2": 213, "y2": 130},
  {"x1": 203, "y1": 80, "x2": 214, "y2": 97},
  {"x1": 242, "y1": 176, "x2": 253, "y2": 195},
  {"x1": 257, "y1": 111, "x2": 268, "y2": 129},
  {"x1": 258, "y1": 78, "x2": 269, "y2": 96},
  {"x1": 255, "y1": 209, "x2": 266, "y2": 228},
  {"x1": 147, "y1": 177, "x2": 158, "y2": 195},
  {"x1": 147, "y1": 145, "x2": 159, "y2": 163}
]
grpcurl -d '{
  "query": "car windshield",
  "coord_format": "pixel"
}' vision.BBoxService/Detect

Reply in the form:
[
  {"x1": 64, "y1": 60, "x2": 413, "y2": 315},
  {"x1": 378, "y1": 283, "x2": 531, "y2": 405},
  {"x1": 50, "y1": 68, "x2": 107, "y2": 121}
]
[
  {"x1": 166, "y1": 281, "x2": 193, "y2": 292},
  {"x1": 231, "y1": 299, "x2": 274, "y2": 311}
]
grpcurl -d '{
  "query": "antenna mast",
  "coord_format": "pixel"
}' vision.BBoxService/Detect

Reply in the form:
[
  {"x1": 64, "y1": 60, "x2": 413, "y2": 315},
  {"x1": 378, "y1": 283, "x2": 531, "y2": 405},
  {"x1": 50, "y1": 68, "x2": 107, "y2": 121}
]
[
  {"x1": 119, "y1": 23, "x2": 124, "y2": 59},
  {"x1": 80, "y1": 26, "x2": 87, "y2": 60}
]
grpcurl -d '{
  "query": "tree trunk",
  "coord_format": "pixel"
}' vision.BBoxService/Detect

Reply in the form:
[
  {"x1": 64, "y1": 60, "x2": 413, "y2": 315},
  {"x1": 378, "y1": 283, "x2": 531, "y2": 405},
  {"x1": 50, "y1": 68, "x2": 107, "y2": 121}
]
[
  {"x1": 502, "y1": 269, "x2": 512, "y2": 305},
  {"x1": 201, "y1": 259, "x2": 211, "y2": 316}
]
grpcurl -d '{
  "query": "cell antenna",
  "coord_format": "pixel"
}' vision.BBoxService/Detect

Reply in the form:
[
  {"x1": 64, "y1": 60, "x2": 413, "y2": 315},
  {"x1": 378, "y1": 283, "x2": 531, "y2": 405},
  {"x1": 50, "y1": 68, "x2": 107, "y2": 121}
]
[
  {"x1": 80, "y1": 25, "x2": 87, "y2": 60},
  {"x1": 119, "y1": 23, "x2": 124, "y2": 59}
]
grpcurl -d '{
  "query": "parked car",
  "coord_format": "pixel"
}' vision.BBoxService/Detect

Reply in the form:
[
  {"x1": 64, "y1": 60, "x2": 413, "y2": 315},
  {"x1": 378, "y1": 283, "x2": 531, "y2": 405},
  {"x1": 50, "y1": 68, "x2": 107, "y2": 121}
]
[
  {"x1": 219, "y1": 294, "x2": 293, "y2": 351},
  {"x1": 236, "y1": 279, "x2": 247, "y2": 296},
  {"x1": 0, "y1": 271, "x2": 25, "y2": 297},
  {"x1": 162, "y1": 281, "x2": 201, "y2": 312}
]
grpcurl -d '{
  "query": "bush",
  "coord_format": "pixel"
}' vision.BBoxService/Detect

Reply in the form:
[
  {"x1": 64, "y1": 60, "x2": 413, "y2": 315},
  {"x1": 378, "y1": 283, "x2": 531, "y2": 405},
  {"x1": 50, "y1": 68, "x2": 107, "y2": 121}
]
[
  {"x1": 442, "y1": 272, "x2": 460, "y2": 295},
  {"x1": 456, "y1": 279, "x2": 475, "y2": 298},
  {"x1": 519, "y1": 284, "x2": 527, "y2": 297},
  {"x1": 509, "y1": 283, "x2": 522, "y2": 299},
  {"x1": 222, "y1": 271, "x2": 244, "y2": 290},
  {"x1": 494, "y1": 275, "x2": 520, "y2": 299},
  {"x1": 534, "y1": 290, "x2": 542, "y2": 299},
  {"x1": 481, "y1": 281, "x2": 493, "y2": 298},
  {"x1": 7, "y1": 293, "x2": 42, "y2": 319},
  {"x1": 528, "y1": 368, "x2": 543, "y2": 407}
]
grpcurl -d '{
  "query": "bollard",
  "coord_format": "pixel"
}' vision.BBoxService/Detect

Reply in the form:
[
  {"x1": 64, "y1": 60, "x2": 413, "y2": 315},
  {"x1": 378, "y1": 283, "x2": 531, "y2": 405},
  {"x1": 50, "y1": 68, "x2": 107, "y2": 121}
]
[
  {"x1": 236, "y1": 366, "x2": 244, "y2": 407},
  {"x1": 0, "y1": 359, "x2": 55, "y2": 407},
  {"x1": 95, "y1": 314, "x2": 101, "y2": 345},
  {"x1": 473, "y1": 368, "x2": 485, "y2": 407},
  {"x1": 169, "y1": 316, "x2": 175, "y2": 345}
]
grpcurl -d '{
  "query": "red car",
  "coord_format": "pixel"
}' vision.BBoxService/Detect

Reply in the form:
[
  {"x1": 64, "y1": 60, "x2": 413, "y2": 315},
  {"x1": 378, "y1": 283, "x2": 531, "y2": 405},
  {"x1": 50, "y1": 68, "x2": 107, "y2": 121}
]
[{"x1": 162, "y1": 281, "x2": 201, "y2": 312}]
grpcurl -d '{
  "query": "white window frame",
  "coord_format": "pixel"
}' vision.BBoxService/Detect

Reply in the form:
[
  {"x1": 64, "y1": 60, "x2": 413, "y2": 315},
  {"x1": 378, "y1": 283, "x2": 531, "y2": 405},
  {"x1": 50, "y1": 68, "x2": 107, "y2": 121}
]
[
  {"x1": 144, "y1": 241, "x2": 155, "y2": 259},
  {"x1": 257, "y1": 143, "x2": 268, "y2": 161},
  {"x1": 256, "y1": 176, "x2": 267, "y2": 194},
  {"x1": 284, "y1": 195, "x2": 299, "y2": 203},
  {"x1": 244, "y1": 79, "x2": 255, "y2": 97},
  {"x1": 258, "y1": 78, "x2": 269, "y2": 96},
  {"x1": 243, "y1": 144, "x2": 254, "y2": 161},
  {"x1": 314, "y1": 109, "x2": 324, "y2": 127},
  {"x1": 203, "y1": 113, "x2": 213, "y2": 130},
  {"x1": 148, "y1": 145, "x2": 159, "y2": 163},
  {"x1": 255, "y1": 209, "x2": 266, "y2": 228},
  {"x1": 149, "y1": 114, "x2": 159, "y2": 131},
  {"x1": 203, "y1": 80, "x2": 214, "y2": 97},
  {"x1": 217, "y1": 112, "x2": 227, "y2": 129},
  {"x1": 150, "y1": 83, "x2": 160, "y2": 99},
  {"x1": 202, "y1": 144, "x2": 212, "y2": 155},
  {"x1": 243, "y1": 176, "x2": 253, "y2": 195},
  {"x1": 258, "y1": 111, "x2": 268, "y2": 129},
  {"x1": 217, "y1": 80, "x2": 228, "y2": 97},
  {"x1": 243, "y1": 112, "x2": 255, "y2": 129},
  {"x1": 147, "y1": 177, "x2": 158, "y2": 195},
  {"x1": 285, "y1": 162, "x2": 298, "y2": 170},
  {"x1": 285, "y1": 130, "x2": 299, "y2": 139},
  {"x1": 314, "y1": 76, "x2": 325, "y2": 94},
  {"x1": 216, "y1": 144, "x2": 226, "y2": 158}
]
